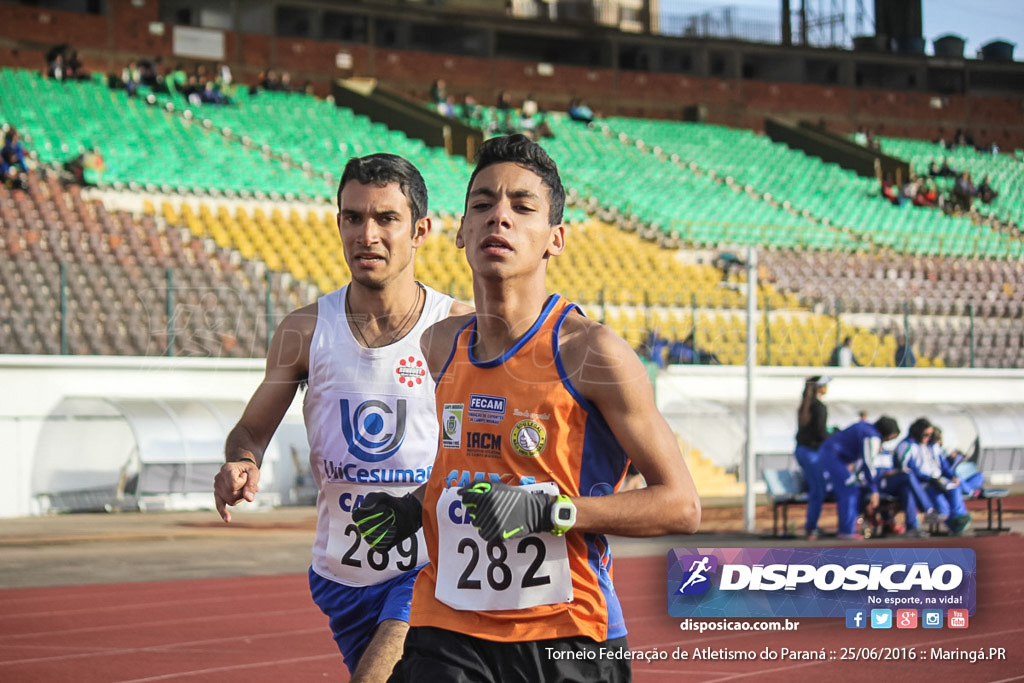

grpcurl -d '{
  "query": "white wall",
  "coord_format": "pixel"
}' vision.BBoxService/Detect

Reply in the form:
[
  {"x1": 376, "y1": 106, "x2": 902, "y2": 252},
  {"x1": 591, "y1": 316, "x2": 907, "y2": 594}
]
[
  {"x1": 3, "y1": 356, "x2": 1023, "y2": 518},
  {"x1": 0, "y1": 355, "x2": 299, "y2": 519}
]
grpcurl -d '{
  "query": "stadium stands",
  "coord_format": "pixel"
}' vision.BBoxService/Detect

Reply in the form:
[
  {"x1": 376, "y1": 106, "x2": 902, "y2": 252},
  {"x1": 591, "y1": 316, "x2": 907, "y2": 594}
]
[
  {"x1": 1, "y1": 172, "x2": 304, "y2": 356},
  {"x1": 2, "y1": 65, "x2": 1022, "y2": 369}
]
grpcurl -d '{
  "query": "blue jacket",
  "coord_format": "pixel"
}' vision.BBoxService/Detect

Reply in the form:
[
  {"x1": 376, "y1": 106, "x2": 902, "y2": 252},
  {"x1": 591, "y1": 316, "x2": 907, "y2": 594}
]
[
  {"x1": 893, "y1": 436, "x2": 951, "y2": 483},
  {"x1": 822, "y1": 421, "x2": 884, "y2": 489}
]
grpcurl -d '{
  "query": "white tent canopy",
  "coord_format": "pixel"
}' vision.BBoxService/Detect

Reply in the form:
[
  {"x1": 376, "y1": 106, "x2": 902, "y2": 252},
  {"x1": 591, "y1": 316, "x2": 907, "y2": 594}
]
[{"x1": 32, "y1": 397, "x2": 255, "y2": 512}]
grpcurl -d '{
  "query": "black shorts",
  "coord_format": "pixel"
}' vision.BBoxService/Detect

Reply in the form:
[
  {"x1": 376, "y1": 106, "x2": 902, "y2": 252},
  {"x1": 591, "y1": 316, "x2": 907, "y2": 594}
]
[{"x1": 389, "y1": 625, "x2": 632, "y2": 683}]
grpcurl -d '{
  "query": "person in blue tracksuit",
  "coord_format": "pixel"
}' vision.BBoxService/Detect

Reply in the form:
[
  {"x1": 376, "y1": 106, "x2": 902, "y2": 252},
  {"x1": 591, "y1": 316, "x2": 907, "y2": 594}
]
[
  {"x1": 794, "y1": 376, "x2": 831, "y2": 539},
  {"x1": 897, "y1": 419, "x2": 972, "y2": 534},
  {"x1": 873, "y1": 436, "x2": 933, "y2": 538},
  {"x1": 819, "y1": 415, "x2": 900, "y2": 539},
  {"x1": 932, "y1": 426, "x2": 984, "y2": 498}
]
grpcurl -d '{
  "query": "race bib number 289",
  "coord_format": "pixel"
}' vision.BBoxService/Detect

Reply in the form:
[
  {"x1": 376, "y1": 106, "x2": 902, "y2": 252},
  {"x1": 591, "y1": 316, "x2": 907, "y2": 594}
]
[
  {"x1": 434, "y1": 483, "x2": 573, "y2": 611},
  {"x1": 325, "y1": 482, "x2": 423, "y2": 585}
]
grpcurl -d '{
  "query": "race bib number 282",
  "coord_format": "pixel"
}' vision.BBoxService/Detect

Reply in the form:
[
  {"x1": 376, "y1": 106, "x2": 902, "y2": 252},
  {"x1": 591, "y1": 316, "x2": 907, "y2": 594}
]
[{"x1": 434, "y1": 483, "x2": 573, "y2": 611}]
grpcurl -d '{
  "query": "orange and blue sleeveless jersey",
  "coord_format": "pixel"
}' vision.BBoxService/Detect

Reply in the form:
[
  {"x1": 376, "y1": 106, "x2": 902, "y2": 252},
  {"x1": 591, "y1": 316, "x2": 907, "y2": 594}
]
[{"x1": 410, "y1": 294, "x2": 631, "y2": 642}]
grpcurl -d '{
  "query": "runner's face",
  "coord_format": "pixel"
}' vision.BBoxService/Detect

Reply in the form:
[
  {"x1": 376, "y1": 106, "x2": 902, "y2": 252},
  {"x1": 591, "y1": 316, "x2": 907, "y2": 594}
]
[
  {"x1": 337, "y1": 181, "x2": 427, "y2": 290},
  {"x1": 457, "y1": 162, "x2": 563, "y2": 280}
]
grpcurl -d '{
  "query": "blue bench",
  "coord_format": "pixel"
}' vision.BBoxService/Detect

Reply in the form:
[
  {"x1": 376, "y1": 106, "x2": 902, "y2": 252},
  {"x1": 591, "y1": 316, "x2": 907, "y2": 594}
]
[
  {"x1": 763, "y1": 468, "x2": 895, "y2": 538},
  {"x1": 956, "y1": 461, "x2": 1011, "y2": 533},
  {"x1": 763, "y1": 468, "x2": 811, "y2": 537}
]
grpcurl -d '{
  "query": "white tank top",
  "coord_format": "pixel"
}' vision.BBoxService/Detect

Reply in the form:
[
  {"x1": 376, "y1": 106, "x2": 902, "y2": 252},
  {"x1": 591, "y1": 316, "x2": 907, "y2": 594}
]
[{"x1": 305, "y1": 283, "x2": 454, "y2": 586}]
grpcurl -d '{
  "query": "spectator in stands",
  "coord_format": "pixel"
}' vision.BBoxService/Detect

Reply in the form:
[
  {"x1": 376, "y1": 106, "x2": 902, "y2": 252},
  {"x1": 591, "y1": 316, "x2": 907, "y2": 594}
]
[
  {"x1": 646, "y1": 332, "x2": 669, "y2": 368},
  {"x1": 913, "y1": 178, "x2": 941, "y2": 208},
  {"x1": 496, "y1": 89, "x2": 512, "y2": 111},
  {"x1": 50, "y1": 52, "x2": 67, "y2": 81},
  {"x1": 568, "y1": 98, "x2": 594, "y2": 124},
  {"x1": 952, "y1": 128, "x2": 973, "y2": 148},
  {"x1": 667, "y1": 336, "x2": 692, "y2": 365},
  {"x1": 864, "y1": 129, "x2": 880, "y2": 152},
  {"x1": 895, "y1": 335, "x2": 916, "y2": 367},
  {"x1": 794, "y1": 376, "x2": 831, "y2": 540},
  {"x1": 898, "y1": 178, "x2": 918, "y2": 207},
  {"x1": 819, "y1": 415, "x2": 901, "y2": 540},
  {"x1": 137, "y1": 58, "x2": 160, "y2": 89},
  {"x1": 494, "y1": 90, "x2": 515, "y2": 134},
  {"x1": 121, "y1": 61, "x2": 142, "y2": 97},
  {"x1": 518, "y1": 92, "x2": 540, "y2": 136},
  {"x1": 442, "y1": 95, "x2": 458, "y2": 118},
  {"x1": 64, "y1": 146, "x2": 106, "y2": 186},
  {"x1": 46, "y1": 44, "x2": 72, "y2": 81},
  {"x1": 714, "y1": 250, "x2": 745, "y2": 280},
  {"x1": 880, "y1": 174, "x2": 900, "y2": 205},
  {"x1": 1, "y1": 127, "x2": 30, "y2": 191},
  {"x1": 280, "y1": 71, "x2": 296, "y2": 93},
  {"x1": 896, "y1": 418, "x2": 972, "y2": 535},
  {"x1": 66, "y1": 50, "x2": 86, "y2": 80},
  {"x1": 668, "y1": 333, "x2": 720, "y2": 365},
  {"x1": 199, "y1": 80, "x2": 229, "y2": 105},
  {"x1": 462, "y1": 93, "x2": 482, "y2": 123},
  {"x1": 534, "y1": 118, "x2": 555, "y2": 139},
  {"x1": 430, "y1": 80, "x2": 455, "y2": 117},
  {"x1": 829, "y1": 336, "x2": 860, "y2": 367},
  {"x1": 216, "y1": 62, "x2": 233, "y2": 89},
  {"x1": 165, "y1": 63, "x2": 188, "y2": 96},
  {"x1": 929, "y1": 158, "x2": 957, "y2": 178},
  {"x1": 431, "y1": 79, "x2": 447, "y2": 107},
  {"x1": 521, "y1": 92, "x2": 538, "y2": 119},
  {"x1": 977, "y1": 175, "x2": 998, "y2": 204},
  {"x1": 258, "y1": 68, "x2": 281, "y2": 92},
  {"x1": 952, "y1": 171, "x2": 977, "y2": 212}
]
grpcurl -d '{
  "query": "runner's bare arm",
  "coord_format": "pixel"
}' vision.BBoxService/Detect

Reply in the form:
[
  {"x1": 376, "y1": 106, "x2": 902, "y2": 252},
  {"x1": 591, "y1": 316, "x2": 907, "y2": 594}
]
[
  {"x1": 559, "y1": 318, "x2": 701, "y2": 536},
  {"x1": 448, "y1": 301, "x2": 474, "y2": 317},
  {"x1": 214, "y1": 304, "x2": 317, "y2": 522},
  {"x1": 421, "y1": 313, "x2": 474, "y2": 382}
]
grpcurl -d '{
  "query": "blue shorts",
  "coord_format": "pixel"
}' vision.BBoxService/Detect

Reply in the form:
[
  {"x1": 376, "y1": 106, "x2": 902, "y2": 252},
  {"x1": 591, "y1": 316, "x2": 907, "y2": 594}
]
[{"x1": 308, "y1": 567, "x2": 421, "y2": 674}]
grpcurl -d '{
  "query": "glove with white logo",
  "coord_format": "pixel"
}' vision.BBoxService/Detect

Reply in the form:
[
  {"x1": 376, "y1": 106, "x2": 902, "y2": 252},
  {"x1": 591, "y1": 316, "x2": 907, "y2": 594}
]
[
  {"x1": 458, "y1": 482, "x2": 552, "y2": 543},
  {"x1": 352, "y1": 492, "x2": 422, "y2": 550}
]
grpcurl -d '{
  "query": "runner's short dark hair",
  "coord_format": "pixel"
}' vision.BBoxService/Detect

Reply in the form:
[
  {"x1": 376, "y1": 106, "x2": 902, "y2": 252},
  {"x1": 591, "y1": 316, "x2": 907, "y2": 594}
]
[
  {"x1": 466, "y1": 134, "x2": 565, "y2": 225},
  {"x1": 338, "y1": 153, "x2": 428, "y2": 225}
]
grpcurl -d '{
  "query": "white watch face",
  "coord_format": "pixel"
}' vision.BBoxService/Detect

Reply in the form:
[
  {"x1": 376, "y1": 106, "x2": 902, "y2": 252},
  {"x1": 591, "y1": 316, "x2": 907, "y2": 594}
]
[{"x1": 552, "y1": 502, "x2": 576, "y2": 529}]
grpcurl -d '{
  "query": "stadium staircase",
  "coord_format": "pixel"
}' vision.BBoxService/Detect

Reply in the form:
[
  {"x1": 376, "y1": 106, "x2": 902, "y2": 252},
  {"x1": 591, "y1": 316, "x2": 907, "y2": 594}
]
[{"x1": 681, "y1": 437, "x2": 746, "y2": 498}]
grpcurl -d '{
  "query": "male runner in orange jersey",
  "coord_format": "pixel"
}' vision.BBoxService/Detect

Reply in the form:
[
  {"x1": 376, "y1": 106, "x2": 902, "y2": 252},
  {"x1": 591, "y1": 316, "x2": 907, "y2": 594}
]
[{"x1": 353, "y1": 135, "x2": 701, "y2": 682}]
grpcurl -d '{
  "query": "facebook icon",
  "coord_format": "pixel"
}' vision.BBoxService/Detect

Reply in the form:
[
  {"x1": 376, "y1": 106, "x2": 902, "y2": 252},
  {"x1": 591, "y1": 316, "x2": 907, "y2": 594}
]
[{"x1": 846, "y1": 609, "x2": 867, "y2": 629}]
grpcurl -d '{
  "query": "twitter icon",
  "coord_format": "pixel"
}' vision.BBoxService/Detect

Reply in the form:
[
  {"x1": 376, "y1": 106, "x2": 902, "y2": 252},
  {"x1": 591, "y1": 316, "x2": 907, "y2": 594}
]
[{"x1": 870, "y1": 609, "x2": 892, "y2": 629}]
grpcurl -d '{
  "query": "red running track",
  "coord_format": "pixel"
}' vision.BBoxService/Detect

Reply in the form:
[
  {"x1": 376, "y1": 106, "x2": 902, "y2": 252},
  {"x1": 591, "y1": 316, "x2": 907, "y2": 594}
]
[{"x1": 1, "y1": 535, "x2": 1021, "y2": 682}]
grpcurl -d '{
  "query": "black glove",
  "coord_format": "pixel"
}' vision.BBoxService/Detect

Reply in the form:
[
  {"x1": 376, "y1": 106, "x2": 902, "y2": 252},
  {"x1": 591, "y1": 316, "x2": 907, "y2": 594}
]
[
  {"x1": 458, "y1": 482, "x2": 552, "y2": 543},
  {"x1": 352, "y1": 492, "x2": 423, "y2": 550}
]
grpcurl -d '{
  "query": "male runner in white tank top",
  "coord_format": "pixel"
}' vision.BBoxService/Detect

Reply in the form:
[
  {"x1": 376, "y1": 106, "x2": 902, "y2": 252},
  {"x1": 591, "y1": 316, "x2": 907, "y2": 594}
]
[{"x1": 214, "y1": 153, "x2": 470, "y2": 682}]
